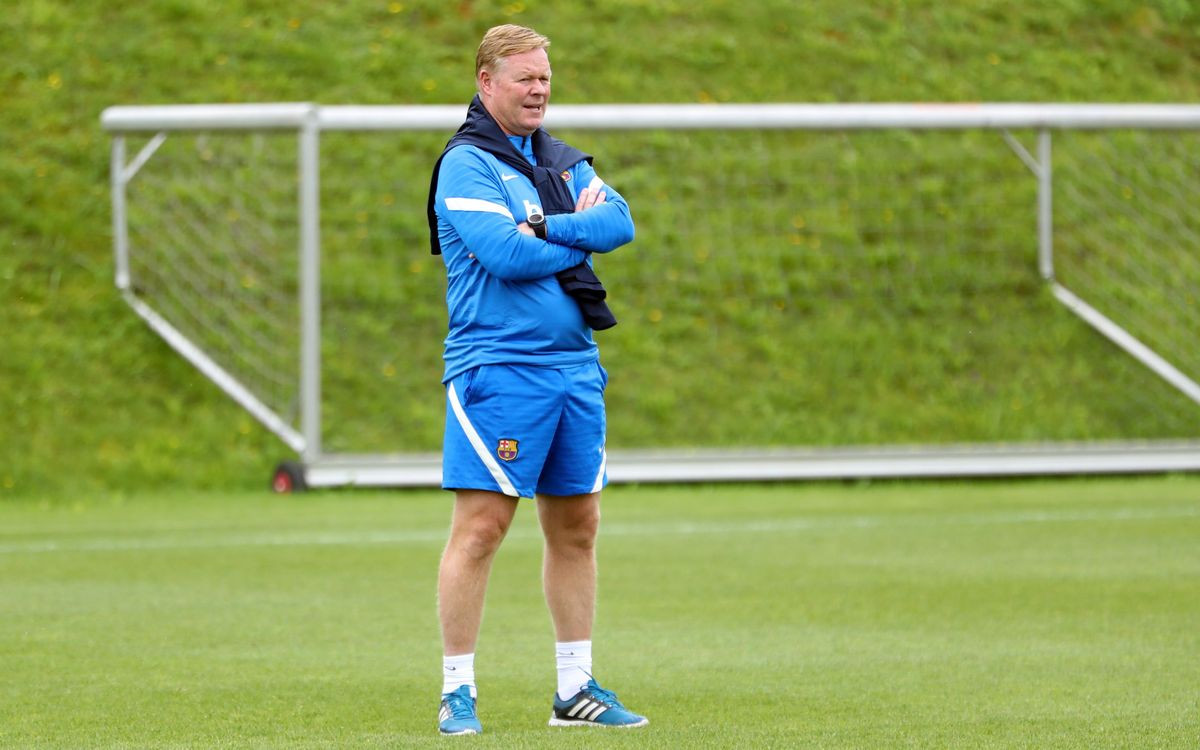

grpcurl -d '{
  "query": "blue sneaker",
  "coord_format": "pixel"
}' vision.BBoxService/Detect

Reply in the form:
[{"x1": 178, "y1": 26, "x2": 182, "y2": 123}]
[
  {"x1": 438, "y1": 685, "x2": 481, "y2": 735},
  {"x1": 549, "y1": 679, "x2": 648, "y2": 728}
]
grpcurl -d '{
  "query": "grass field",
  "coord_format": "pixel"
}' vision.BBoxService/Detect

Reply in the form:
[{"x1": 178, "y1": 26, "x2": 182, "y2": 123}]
[{"x1": 2, "y1": 475, "x2": 1197, "y2": 748}]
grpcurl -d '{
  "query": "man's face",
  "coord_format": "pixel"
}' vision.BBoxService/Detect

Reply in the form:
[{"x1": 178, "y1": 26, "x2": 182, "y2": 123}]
[{"x1": 479, "y1": 47, "x2": 551, "y2": 137}]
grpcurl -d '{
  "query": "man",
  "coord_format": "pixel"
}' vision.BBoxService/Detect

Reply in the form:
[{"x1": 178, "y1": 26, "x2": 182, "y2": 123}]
[{"x1": 426, "y1": 24, "x2": 646, "y2": 736}]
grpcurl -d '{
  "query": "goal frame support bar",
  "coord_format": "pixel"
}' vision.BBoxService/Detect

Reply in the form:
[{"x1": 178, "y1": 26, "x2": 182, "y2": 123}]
[
  {"x1": 101, "y1": 102, "x2": 1200, "y2": 487},
  {"x1": 301, "y1": 442, "x2": 1200, "y2": 489}
]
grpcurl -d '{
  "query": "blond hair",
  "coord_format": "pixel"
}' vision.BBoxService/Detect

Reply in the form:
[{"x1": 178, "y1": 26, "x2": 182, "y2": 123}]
[{"x1": 475, "y1": 24, "x2": 550, "y2": 76}]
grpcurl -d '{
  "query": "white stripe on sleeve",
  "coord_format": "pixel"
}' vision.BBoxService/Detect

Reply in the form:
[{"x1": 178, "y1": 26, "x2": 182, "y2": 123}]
[{"x1": 443, "y1": 197, "x2": 514, "y2": 220}]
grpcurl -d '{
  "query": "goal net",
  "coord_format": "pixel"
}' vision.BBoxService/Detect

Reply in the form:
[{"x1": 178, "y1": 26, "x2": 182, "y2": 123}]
[
  {"x1": 103, "y1": 104, "x2": 1200, "y2": 486},
  {"x1": 122, "y1": 131, "x2": 302, "y2": 438}
]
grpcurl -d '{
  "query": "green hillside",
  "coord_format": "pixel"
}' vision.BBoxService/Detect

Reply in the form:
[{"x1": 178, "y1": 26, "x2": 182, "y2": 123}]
[{"x1": 4, "y1": 1, "x2": 1200, "y2": 497}]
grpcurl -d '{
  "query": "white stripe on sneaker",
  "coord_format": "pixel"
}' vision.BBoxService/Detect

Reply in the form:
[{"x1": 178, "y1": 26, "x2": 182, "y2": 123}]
[{"x1": 583, "y1": 704, "x2": 608, "y2": 721}]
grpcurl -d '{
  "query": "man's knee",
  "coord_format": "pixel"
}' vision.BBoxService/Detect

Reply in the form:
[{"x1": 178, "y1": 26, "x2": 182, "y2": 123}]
[
  {"x1": 567, "y1": 505, "x2": 600, "y2": 545},
  {"x1": 449, "y1": 491, "x2": 517, "y2": 561},
  {"x1": 458, "y1": 515, "x2": 511, "y2": 559},
  {"x1": 541, "y1": 495, "x2": 600, "y2": 551}
]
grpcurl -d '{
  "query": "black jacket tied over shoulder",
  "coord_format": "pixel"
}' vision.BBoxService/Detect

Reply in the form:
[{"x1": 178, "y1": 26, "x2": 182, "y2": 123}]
[{"x1": 427, "y1": 96, "x2": 617, "y2": 331}]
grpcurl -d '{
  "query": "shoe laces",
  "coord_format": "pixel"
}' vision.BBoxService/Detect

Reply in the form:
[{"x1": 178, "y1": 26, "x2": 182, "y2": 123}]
[
  {"x1": 444, "y1": 691, "x2": 476, "y2": 720},
  {"x1": 583, "y1": 680, "x2": 623, "y2": 708}
]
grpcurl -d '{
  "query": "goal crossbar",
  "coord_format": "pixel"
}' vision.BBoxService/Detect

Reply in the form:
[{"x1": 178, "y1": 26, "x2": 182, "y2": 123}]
[{"x1": 102, "y1": 102, "x2": 1200, "y2": 132}]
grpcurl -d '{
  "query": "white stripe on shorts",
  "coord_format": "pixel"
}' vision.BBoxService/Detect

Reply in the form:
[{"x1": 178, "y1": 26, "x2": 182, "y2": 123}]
[
  {"x1": 447, "y1": 382, "x2": 520, "y2": 498},
  {"x1": 590, "y1": 446, "x2": 607, "y2": 494}
]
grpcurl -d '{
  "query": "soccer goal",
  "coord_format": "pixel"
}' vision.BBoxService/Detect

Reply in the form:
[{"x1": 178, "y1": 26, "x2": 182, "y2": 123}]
[{"x1": 100, "y1": 103, "x2": 1200, "y2": 489}]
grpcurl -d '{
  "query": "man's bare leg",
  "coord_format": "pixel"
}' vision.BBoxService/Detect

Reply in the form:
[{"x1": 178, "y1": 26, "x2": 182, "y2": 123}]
[
  {"x1": 537, "y1": 491, "x2": 600, "y2": 703},
  {"x1": 537, "y1": 491, "x2": 600, "y2": 642},
  {"x1": 438, "y1": 489, "x2": 519, "y2": 656}
]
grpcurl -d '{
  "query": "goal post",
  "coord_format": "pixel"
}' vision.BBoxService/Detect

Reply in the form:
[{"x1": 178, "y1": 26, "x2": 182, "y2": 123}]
[
  {"x1": 100, "y1": 103, "x2": 1200, "y2": 488},
  {"x1": 108, "y1": 105, "x2": 317, "y2": 457}
]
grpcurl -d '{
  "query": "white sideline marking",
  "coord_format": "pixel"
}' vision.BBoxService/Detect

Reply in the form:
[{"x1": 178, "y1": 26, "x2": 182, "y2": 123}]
[
  {"x1": 0, "y1": 505, "x2": 1197, "y2": 555},
  {"x1": 0, "y1": 529, "x2": 451, "y2": 554}
]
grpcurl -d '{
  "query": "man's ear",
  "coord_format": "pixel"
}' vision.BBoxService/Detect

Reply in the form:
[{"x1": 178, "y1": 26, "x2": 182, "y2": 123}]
[{"x1": 477, "y1": 69, "x2": 491, "y2": 96}]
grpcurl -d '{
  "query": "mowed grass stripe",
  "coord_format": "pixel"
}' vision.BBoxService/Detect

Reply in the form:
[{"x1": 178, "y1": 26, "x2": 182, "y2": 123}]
[{"x1": 1, "y1": 501, "x2": 1198, "y2": 555}]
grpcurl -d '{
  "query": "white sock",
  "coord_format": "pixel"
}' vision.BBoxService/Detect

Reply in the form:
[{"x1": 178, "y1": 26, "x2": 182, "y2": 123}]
[
  {"x1": 555, "y1": 640, "x2": 592, "y2": 701},
  {"x1": 442, "y1": 652, "x2": 476, "y2": 698}
]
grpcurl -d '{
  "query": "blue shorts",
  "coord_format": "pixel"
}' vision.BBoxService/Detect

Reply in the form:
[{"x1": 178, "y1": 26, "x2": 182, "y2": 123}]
[{"x1": 442, "y1": 361, "x2": 609, "y2": 499}]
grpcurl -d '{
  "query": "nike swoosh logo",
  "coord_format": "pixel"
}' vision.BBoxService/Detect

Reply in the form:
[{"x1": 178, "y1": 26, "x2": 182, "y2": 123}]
[{"x1": 501, "y1": 174, "x2": 519, "y2": 181}]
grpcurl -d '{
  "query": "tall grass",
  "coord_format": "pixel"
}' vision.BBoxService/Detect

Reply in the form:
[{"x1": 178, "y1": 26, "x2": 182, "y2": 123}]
[{"x1": 4, "y1": 1, "x2": 1200, "y2": 496}]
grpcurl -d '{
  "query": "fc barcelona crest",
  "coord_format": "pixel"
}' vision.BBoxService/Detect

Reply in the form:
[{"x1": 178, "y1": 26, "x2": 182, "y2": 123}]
[
  {"x1": 497, "y1": 438, "x2": 519, "y2": 462},
  {"x1": 560, "y1": 170, "x2": 571, "y2": 182}
]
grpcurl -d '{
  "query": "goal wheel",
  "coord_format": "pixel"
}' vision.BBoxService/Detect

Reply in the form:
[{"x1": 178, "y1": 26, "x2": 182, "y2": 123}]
[{"x1": 271, "y1": 461, "x2": 308, "y2": 494}]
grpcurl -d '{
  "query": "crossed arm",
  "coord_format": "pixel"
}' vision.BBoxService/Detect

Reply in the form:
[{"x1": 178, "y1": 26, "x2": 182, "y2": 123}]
[
  {"x1": 516, "y1": 180, "x2": 611, "y2": 241},
  {"x1": 536, "y1": 166, "x2": 635, "y2": 254},
  {"x1": 437, "y1": 150, "x2": 633, "y2": 281}
]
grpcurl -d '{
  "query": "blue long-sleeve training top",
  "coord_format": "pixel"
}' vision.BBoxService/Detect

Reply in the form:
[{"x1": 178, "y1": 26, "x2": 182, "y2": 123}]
[{"x1": 433, "y1": 134, "x2": 634, "y2": 383}]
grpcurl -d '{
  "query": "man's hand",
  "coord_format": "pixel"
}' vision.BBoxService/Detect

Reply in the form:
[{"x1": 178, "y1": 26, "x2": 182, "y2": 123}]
[
  {"x1": 574, "y1": 187, "x2": 607, "y2": 212},
  {"x1": 510, "y1": 182, "x2": 606, "y2": 240}
]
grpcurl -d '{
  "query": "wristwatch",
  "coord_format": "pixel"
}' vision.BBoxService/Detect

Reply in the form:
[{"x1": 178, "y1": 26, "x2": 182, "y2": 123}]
[{"x1": 527, "y1": 211, "x2": 547, "y2": 240}]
